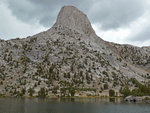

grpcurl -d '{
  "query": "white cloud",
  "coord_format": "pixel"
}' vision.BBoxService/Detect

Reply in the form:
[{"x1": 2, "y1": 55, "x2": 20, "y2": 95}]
[
  {"x1": 92, "y1": 9, "x2": 150, "y2": 47},
  {"x1": 92, "y1": 24, "x2": 130, "y2": 44},
  {"x1": 0, "y1": 2, "x2": 47, "y2": 40}
]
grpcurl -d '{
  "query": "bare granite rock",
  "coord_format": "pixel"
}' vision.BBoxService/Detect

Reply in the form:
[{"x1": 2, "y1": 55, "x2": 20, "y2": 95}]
[
  {"x1": 0, "y1": 6, "x2": 149, "y2": 97},
  {"x1": 54, "y1": 6, "x2": 96, "y2": 36}
]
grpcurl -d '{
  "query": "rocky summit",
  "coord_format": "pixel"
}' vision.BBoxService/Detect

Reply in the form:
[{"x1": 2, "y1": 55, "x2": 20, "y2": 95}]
[
  {"x1": 54, "y1": 6, "x2": 96, "y2": 36},
  {"x1": 0, "y1": 6, "x2": 150, "y2": 97}
]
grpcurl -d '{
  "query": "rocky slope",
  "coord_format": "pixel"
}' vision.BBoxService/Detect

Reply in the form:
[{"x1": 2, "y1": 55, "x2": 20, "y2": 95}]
[{"x1": 0, "y1": 6, "x2": 149, "y2": 97}]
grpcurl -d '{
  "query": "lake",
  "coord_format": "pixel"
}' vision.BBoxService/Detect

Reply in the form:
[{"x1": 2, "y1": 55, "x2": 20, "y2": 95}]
[{"x1": 0, "y1": 97, "x2": 150, "y2": 113}]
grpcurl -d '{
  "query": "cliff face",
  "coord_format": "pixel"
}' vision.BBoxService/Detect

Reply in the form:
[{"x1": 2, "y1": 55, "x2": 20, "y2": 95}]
[
  {"x1": 54, "y1": 6, "x2": 96, "y2": 36},
  {"x1": 0, "y1": 6, "x2": 149, "y2": 97}
]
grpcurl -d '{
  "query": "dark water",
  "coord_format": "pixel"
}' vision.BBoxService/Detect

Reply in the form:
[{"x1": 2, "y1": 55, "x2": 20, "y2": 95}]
[{"x1": 0, "y1": 97, "x2": 150, "y2": 113}]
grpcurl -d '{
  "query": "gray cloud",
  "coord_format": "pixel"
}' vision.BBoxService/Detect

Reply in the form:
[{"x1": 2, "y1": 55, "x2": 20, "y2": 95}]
[
  {"x1": 0, "y1": 0, "x2": 150, "y2": 46},
  {"x1": 130, "y1": 25, "x2": 150, "y2": 42},
  {"x1": 0, "y1": 1, "x2": 46, "y2": 40},
  {"x1": 89, "y1": 0, "x2": 148, "y2": 30},
  {"x1": 5, "y1": 0, "x2": 57, "y2": 26},
  {"x1": 4, "y1": 0, "x2": 92, "y2": 27},
  {"x1": 3, "y1": 0, "x2": 148, "y2": 30}
]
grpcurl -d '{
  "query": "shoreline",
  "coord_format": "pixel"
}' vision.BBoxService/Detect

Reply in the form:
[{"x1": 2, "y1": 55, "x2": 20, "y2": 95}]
[
  {"x1": 1, "y1": 96, "x2": 150, "y2": 103},
  {"x1": 0, "y1": 95, "x2": 123, "y2": 98}
]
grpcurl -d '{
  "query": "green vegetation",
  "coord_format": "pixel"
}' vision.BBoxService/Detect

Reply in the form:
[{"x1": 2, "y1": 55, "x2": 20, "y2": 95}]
[
  {"x1": 120, "y1": 78, "x2": 150, "y2": 97},
  {"x1": 120, "y1": 86, "x2": 131, "y2": 97},
  {"x1": 21, "y1": 88, "x2": 26, "y2": 96},
  {"x1": 52, "y1": 86, "x2": 59, "y2": 95},
  {"x1": 0, "y1": 93, "x2": 3, "y2": 97},
  {"x1": 38, "y1": 88, "x2": 47, "y2": 98},
  {"x1": 109, "y1": 89, "x2": 115, "y2": 97},
  {"x1": 60, "y1": 85, "x2": 76, "y2": 97},
  {"x1": 28, "y1": 88, "x2": 34, "y2": 96},
  {"x1": 104, "y1": 83, "x2": 108, "y2": 90}
]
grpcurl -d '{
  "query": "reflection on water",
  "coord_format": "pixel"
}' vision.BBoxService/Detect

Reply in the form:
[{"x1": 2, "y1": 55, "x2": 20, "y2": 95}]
[
  {"x1": 0, "y1": 97, "x2": 150, "y2": 113},
  {"x1": 57, "y1": 97, "x2": 122, "y2": 103}
]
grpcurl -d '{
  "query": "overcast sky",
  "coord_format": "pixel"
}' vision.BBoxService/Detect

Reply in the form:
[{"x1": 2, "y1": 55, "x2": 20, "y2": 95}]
[{"x1": 0, "y1": 0, "x2": 150, "y2": 47}]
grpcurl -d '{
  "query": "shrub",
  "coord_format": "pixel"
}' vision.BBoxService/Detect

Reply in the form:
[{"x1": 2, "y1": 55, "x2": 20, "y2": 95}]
[
  {"x1": 109, "y1": 89, "x2": 115, "y2": 97},
  {"x1": 38, "y1": 88, "x2": 47, "y2": 98},
  {"x1": 28, "y1": 88, "x2": 34, "y2": 96},
  {"x1": 104, "y1": 83, "x2": 108, "y2": 90}
]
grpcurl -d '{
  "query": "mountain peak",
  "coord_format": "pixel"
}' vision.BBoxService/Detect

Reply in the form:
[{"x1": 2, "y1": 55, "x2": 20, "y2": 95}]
[{"x1": 54, "y1": 6, "x2": 95, "y2": 35}]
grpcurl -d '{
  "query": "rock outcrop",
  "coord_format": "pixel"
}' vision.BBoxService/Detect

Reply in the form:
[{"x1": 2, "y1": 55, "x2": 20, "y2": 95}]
[
  {"x1": 54, "y1": 6, "x2": 96, "y2": 36},
  {"x1": 0, "y1": 6, "x2": 149, "y2": 97}
]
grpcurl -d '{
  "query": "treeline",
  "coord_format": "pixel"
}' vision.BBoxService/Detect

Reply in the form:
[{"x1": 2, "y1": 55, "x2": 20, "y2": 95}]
[{"x1": 120, "y1": 78, "x2": 150, "y2": 97}]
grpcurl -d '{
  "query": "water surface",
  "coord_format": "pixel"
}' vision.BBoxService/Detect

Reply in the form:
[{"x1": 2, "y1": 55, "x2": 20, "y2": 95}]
[{"x1": 0, "y1": 97, "x2": 150, "y2": 113}]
